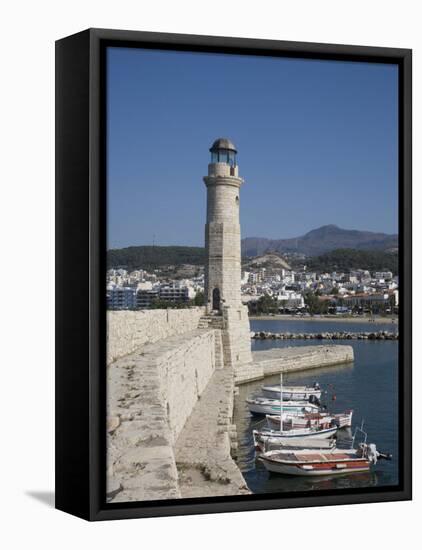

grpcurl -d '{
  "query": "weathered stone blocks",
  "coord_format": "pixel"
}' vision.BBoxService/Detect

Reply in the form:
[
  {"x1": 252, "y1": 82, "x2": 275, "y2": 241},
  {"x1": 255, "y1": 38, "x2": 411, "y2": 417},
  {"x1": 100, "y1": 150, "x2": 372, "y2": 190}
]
[
  {"x1": 234, "y1": 344, "x2": 355, "y2": 384},
  {"x1": 107, "y1": 307, "x2": 205, "y2": 364},
  {"x1": 107, "y1": 327, "x2": 217, "y2": 502}
]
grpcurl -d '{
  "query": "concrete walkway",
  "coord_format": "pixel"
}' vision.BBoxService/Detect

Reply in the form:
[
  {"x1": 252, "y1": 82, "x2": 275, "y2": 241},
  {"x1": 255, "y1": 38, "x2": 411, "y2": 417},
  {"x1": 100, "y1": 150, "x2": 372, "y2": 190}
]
[
  {"x1": 175, "y1": 368, "x2": 251, "y2": 498},
  {"x1": 235, "y1": 344, "x2": 354, "y2": 384}
]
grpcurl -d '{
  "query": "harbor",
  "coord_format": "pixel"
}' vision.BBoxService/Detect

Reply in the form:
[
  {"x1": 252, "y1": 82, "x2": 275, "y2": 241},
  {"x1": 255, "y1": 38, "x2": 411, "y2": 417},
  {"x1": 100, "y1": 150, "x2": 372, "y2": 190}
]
[
  {"x1": 106, "y1": 140, "x2": 401, "y2": 502},
  {"x1": 233, "y1": 318, "x2": 399, "y2": 494}
]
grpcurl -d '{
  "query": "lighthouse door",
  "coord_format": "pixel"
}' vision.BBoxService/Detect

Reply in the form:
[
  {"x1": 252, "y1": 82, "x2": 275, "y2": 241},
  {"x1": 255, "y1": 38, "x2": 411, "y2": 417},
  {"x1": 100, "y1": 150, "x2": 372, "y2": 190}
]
[{"x1": 212, "y1": 288, "x2": 220, "y2": 311}]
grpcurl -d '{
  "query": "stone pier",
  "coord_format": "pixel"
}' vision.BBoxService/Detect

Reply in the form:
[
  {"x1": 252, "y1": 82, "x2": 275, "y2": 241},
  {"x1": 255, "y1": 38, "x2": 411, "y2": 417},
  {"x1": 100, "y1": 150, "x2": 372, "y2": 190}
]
[
  {"x1": 106, "y1": 327, "x2": 217, "y2": 502},
  {"x1": 175, "y1": 368, "x2": 250, "y2": 497},
  {"x1": 106, "y1": 309, "x2": 250, "y2": 502},
  {"x1": 107, "y1": 310, "x2": 355, "y2": 502},
  {"x1": 235, "y1": 345, "x2": 354, "y2": 385}
]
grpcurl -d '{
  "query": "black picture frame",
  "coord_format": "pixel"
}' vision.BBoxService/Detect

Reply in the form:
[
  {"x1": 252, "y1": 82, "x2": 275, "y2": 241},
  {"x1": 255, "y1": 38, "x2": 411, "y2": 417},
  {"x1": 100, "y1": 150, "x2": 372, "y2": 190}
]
[{"x1": 55, "y1": 28, "x2": 412, "y2": 521}]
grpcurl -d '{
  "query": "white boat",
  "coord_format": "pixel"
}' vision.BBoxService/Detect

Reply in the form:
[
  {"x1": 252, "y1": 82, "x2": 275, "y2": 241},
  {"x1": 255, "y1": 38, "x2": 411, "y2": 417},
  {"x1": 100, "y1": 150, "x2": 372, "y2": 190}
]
[
  {"x1": 246, "y1": 398, "x2": 320, "y2": 416},
  {"x1": 253, "y1": 425, "x2": 338, "y2": 452},
  {"x1": 266, "y1": 410, "x2": 353, "y2": 430},
  {"x1": 252, "y1": 373, "x2": 337, "y2": 452},
  {"x1": 259, "y1": 424, "x2": 392, "y2": 476},
  {"x1": 262, "y1": 383, "x2": 322, "y2": 401},
  {"x1": 255, "y1": 437, "x2": 337, "y2": 453},
  {"x1": 259, "y1": 445, "x2": 377, "y2": 476}
]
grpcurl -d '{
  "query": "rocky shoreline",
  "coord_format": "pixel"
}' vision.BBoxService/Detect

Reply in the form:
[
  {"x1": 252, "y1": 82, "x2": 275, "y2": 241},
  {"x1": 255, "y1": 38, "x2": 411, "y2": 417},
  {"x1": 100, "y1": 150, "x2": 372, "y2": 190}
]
[{"x1": 252, "y1": 331, "x2": 398, "y2": 341}]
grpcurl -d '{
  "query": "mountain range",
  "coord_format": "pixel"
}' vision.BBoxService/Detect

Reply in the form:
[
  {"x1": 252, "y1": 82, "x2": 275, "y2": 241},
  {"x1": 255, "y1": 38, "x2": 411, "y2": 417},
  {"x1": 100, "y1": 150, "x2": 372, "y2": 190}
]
[{"x1": 241, "y1": 225, "x2": 398, "y2": 257}]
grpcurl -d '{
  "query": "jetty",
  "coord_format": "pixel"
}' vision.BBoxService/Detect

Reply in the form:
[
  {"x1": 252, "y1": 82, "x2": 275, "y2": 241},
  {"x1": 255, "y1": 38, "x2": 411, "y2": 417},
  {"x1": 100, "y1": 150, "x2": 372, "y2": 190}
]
[
  {"x1": 236, "y1": 344, "x2": 354, "y2": 384},
  {"x1": 106, "y1": 309, "x2": 355, "y2": 502},
  {"x1": 251, "y1": 331, "x2": 398, "y2": 341}
]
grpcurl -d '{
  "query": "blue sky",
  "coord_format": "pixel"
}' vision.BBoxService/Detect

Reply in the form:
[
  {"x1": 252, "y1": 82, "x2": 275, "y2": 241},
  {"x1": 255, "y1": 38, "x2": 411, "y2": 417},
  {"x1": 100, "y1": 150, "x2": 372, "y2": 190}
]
[{"x1": 107, "y1": 47, "x2": 398, "y2": 249}]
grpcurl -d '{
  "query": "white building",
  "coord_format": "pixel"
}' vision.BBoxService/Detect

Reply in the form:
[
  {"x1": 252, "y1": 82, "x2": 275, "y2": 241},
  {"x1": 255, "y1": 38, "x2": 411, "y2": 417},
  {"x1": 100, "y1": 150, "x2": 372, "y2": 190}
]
[
  {"x1": 276, "y1": 289, "x2": 305, "y2": 309},
  {"x1": 137, "y1": 281, "x2": 153, "y2": 290},
  {"x1": 374, "y1": 271, "x2": 393, "y2": 281}
]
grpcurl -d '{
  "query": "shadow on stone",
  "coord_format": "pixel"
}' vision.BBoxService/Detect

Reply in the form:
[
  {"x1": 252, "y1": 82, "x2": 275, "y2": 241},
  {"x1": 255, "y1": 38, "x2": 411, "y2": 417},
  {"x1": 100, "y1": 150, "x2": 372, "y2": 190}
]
[{"x1": 25, "y1": 491, "x2": 55, "y2": 508}]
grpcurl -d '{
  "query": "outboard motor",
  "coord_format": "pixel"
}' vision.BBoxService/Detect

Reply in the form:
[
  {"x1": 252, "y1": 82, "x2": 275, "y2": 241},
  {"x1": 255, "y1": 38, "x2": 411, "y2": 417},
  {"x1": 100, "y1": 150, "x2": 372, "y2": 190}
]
[
  {"x1": 367, "y1": 443, "x2": 378, "y2": 464},
  {"x1": 377, "y1": 451, "x2": 393, "y2": 461}
]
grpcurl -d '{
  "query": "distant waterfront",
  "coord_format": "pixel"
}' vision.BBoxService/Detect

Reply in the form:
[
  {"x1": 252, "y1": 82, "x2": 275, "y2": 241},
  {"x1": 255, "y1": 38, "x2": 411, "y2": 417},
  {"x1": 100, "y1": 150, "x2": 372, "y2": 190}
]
[
  {"x1": 233, "y1": 318, "x2": 399, "y2": 495},
  {"x1": 249, "y1": 314, "x2": 398, "y2": 324},
  {"x1": 248, "y1": 318, "x2": 398, "y2": 335}
]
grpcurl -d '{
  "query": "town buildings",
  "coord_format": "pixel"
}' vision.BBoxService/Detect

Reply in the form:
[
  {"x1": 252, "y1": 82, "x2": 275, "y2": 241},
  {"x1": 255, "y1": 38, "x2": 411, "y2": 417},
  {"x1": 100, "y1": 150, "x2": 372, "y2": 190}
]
[
  {"x1": 106, "y1": 262, "x2": 398, "y2": 314},
  {"x1": 106, "y1": 141, "x2": 398, "y2": 316}
]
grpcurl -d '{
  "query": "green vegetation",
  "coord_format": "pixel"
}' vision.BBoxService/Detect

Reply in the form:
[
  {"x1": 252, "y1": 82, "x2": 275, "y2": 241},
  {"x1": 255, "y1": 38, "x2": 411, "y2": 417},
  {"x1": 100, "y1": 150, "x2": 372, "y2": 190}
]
[
  {"x1": 193, "y1": 291, "x2": 205, "y2": 306},
  {"x1": 304, "y1": 291, "x2": 330, "y2": 315},
  {"x1": 149, "y1": 299, "x2": 191, "y2": 309},
  {"x1": 148, "y1": 290, "x2": 204, "y2": 310},
  {"x1": 306, "y1": 248, "x2": 398, "y2": 275},
  {"x1": 107, "y1": 245, "x2": 205, "y2": 271},
  {"x1": 247, "y1": 294, "x2": 279, "y2": 315},
  {"x1": 108, "y1": 245, "x2": 398, "y2": 276}
]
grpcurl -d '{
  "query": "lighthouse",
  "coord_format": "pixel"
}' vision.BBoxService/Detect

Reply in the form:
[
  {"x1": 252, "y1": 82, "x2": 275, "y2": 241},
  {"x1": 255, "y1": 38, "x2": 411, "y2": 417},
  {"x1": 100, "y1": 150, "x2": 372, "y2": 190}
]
[
  {"x1": 203, "y1": 138, "x2": 252, "y2": 370},
  {"x1": 204, "y1": 138, "x2": 243, "y2": 311}
]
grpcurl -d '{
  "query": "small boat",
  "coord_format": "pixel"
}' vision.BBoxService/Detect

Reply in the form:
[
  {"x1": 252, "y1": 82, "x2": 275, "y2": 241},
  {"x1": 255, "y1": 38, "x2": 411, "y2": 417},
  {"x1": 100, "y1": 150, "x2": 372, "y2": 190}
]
[
  {"x1": 262, "y1": 383, "x2": 322, "y2": 401},
  {"x1": 256, "y1": 437, "x2": 336, "y2": 453},
  {"x1": 259, "y1": 444, "x2": 388, "y2": 476},
  {"x1": 252, "y1": 373, "x2": 337, "y2": 452},
  {"x1": 253, "y1": 425, "x2": 338, "y2": 452},
  {"x1": 246, "y1": 397, "x2": 320, "y2": 416},
  {"x1": 266, "y1": 410, "x2": 353, "y2": 430},
  {"x1": 259, "y1": 425, "x2": 392, "y2": 476},
  {"x1": 333, "y1": 410, "x2": 353, "y2": 428}
]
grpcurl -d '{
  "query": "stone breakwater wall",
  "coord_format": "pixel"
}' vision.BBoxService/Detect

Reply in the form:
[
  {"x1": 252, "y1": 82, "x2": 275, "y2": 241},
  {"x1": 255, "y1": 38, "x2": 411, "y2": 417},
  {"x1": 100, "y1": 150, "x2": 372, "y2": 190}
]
[
  {"x1": 106, "y1": 308, "x2": 247, "y2": 502},
  {"x1": 252, "y1": 331, "x2": 398, "y2": 341},
  {"x1": 106, "y1": 309, "x2": 356, "y2": 500},
  {"x1": 235, "y1": 345, "x2": 354, "y2": 385},
  {"x1": 107, "y1": 327, "x2": 218, "y2": 502},
  {"x1": 175, "y1": 368, "x2": 250, "y2": 498},
  {"x1": 107, "y1": 307, "x2": 205, "y2": 365}
]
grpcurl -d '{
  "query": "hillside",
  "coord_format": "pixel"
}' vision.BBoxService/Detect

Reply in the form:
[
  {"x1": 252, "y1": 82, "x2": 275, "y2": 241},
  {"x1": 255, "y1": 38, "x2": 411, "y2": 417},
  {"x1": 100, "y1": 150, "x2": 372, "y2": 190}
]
[
  {"x1": 107, "y1": 245, "x2": 205, "y2": 271},
  {"x1": 243, "y1": 253, "x2": 291, "y2": 270},
  {"x1": 241, "y1": 225, "x2": 398, "y2": 257},
  {"x1": 107, "y1": 245, "x2": 397, "y2": 276},
  {"x1": 305, "y1": 248, "x2": 398, "y2": 275},
  {"x1": 107, "y1": 226, "x2": 399, "y2": 273}
]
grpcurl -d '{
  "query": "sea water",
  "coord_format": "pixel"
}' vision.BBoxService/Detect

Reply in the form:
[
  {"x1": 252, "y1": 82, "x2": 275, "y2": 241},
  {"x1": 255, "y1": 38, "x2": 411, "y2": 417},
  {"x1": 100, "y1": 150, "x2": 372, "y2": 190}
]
[{"x1": 233, "y1": 319, "x2": 399, "y2": 494}]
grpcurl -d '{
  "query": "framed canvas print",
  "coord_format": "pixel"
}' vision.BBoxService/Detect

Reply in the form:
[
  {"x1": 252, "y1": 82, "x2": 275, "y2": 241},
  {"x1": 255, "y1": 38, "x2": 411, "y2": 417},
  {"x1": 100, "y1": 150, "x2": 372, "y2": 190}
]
[{"x1": 55, "y1": 28, "x2": 412, "y2": 521}]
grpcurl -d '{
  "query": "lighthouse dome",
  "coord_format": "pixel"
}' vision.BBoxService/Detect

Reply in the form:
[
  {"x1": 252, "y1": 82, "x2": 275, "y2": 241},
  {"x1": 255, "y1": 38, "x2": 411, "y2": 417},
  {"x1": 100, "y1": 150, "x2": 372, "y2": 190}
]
[
  {"x1": 209, "y1": 138, "x2": 237, "y2": 153},
  {"x1": 209, "y1": 138, "x2": 237, "y2": 166}
]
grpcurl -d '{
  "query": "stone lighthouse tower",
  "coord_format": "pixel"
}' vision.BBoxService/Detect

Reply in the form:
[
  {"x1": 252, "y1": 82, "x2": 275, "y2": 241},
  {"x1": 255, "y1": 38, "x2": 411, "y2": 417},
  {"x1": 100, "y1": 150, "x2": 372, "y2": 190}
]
[{"x1": 203, "y1": 138, "x2": 252, "y2": 371}]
